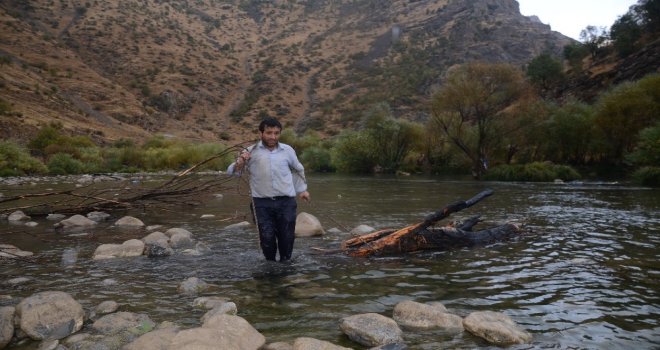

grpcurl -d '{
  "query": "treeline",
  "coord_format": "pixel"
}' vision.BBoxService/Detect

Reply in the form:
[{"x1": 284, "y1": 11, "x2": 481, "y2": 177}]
[{"x1": 1, "y1": 70, "x2": 658, "y2": 185}]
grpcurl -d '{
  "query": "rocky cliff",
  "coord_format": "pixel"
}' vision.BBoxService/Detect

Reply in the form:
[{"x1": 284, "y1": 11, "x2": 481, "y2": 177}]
[{"x1": 0, "y1": 0, "x2": 573, "y2": 143}]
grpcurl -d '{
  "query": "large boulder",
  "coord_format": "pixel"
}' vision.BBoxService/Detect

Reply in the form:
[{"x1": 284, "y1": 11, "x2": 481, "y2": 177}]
[
  {"x1": 114, "y1": 216, "x2": 145, "y2": 227},
  {"x1": 167, "y1": 314, "x2": 265, "y2": 350},
  {"x1": 92, "y1": 239, "x2": 145, "y2": 260},
  {"x1": 200, "y1": 303, "x2": 238, "y2": 323},
  {"x1": 165, "y1": 228, "x2": 194, "y2": 249},
  {"x1": 91, "y1": 311, "x2": 155, "y2": 335},
  {"x1": 292, "y1": 337, "x2": 352, "y2": 350},
  {"x1": 142, "y1": 231, "x2": 169, "y2": 245},
  {"x1": 392, "y1": 300, "x2": 463, "y2": 331},
  {"x1": 0, "y1": 306, "x2": 15, "y2": 349},
  {"x1": 0, "y1": 244, "x2": 33, "y2": 259},
  {"x1": 15, "y1": 291, "x2": 84, "y2": 340},
  {"x1": 339, "y1": 313, "x2": 403, "y2": 347},
  {"x1": 295, "y1": 212, "x2": 324, "y2": 237},
  {"x1": 178, "y1": 277, "x2": 209, "y2": 295},
  {"x1": 463, "y1": 311, "x2": 532, "y2": 345},
  {"x1": 123, "y1": 326, "x2": 179, "y2": 350}
]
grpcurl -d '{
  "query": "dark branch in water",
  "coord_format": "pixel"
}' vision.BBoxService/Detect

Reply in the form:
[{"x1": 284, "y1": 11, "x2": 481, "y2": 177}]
[{"x1": 0, "y1": 144, "x2": 249, "y2": 216}]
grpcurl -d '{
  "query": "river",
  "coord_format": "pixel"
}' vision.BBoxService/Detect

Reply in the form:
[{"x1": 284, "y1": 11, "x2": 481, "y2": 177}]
[{"x1": 1, "y1": 174, "x2": 659, "y2": 349}]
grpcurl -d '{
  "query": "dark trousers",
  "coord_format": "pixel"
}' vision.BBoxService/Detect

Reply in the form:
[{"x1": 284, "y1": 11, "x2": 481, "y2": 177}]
[{"x1": 252, "y1": 197, "x2": 297, "y2": 261}]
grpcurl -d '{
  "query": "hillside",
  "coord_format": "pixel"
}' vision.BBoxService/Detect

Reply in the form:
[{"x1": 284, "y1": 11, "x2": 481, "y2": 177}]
[{"x1": 0, "y1": 0, "x2": 573, "y2": 144}]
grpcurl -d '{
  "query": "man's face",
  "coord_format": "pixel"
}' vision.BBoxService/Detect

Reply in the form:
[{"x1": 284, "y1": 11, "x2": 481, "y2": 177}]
[{"x1": 260, "y1": 126, "x2": 281, "y2": 148}]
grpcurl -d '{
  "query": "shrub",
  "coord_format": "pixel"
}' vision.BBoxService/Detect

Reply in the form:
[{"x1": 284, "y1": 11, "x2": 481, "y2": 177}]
[
  {"x1": 632, "y1": 167, "x2": 660, "y2": 187},
  {"x1": 301, "y1": 146, "x2": 335, "y2": 172},
  {"x1": 47, "y1": 153, "x2": 85, "y2": 175},
  {"x1": 0, "y1": 141, "x2": 48, "y2": 176}
]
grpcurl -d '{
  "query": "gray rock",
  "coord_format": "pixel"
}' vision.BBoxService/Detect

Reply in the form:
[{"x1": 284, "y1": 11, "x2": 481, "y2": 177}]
[
  {"x1": 295, "y1": 212, "x2": 324, "y2": 237},
  {"x1": 145, "y1": 240, "x2": 173, "y2": 258},
  {"x1": 0, "y1": 244, "x2": 33, "y2": 259},
  {"x1": 46, "y1": 214, "x2": 66, "y2": 221},
  {"x1": 142, "y1": 231, "x2": 169, "y2": 245},
  {"x1": 86, "y1": 211, "x2": 111, "y2": 222},
  {"x1": 164, "y1": 227, "x2": 192, "y2": 237},
  {"x1": 462, "y1": 311, "x2": 532, "y2": 345},
  {"x1": 194, "y1": 242, "x2": 211, "y2": 254},
  {"x1": 95, "y1": 301, "x2": 119, "y2": 315},
  {"x1": 200, "y1": 214, "x2": 215, "y2": 219},
  {"x1": 8, "y1": 210, "x2": 30, "y2": 222},
  {"x1": 200, "y1": 303, "x2": 238, "y2": 323},
  {"x1": 92, "y1": 239, "x2": 145, "y2": 260},
  {"x1": 166, "y1": 314, "x2": 264, "y2": 350},
  {"x1": 369, "y1": 344, "x2": 408, "y2": 350},
  {"x1": 122, "y1": 326, "x2": 179, "y2": 350},
  {"x1": 5, "y1": 277, "x2": 31, "y2": 286},
  {"x1": 192, "y1": 296, "x2": 231, "y2": 310},
  {"x1": 339, "y1": 313, "x2": 404, "y2": 347},
  {"x1": 25, "y1": 221, "x2": 39, "y2": 227},
  {"x1": 146, "y1": 225, "x2": 164, "y2": 231},
  {"x1": 37, "y1": 339, "x2": 59, "y2": 350},
  {"x1": 16, "y1": 291, "x2": 84, "y2": 340},
  {"x1": 293, "y1": 337, "x2": 352, "y2": 350},
  {"x1": 392, "y1": 300, "x2": 463, "y2": 331},
  {"x1": 114, "y1": 216, "x2": 145, "y2": 227},
  {"x1": 92, "y1": 311, "x2": 155, "y2": 335},
  {"x1": 178, "y1": 277, "x2": 209, "y2": 295},
  {"x1": 0, "y1": 306, "x2": 15, "y2": 349},
  {"x1": 56, "y1": 215, "x2": 97, "y2": 228},
  {"x1": 263, "y1": 341, "x2": 293, "y2": 350},
  {"x1": 351, "y1": 224, "x2": 375, "y2": 235},
  {"x1": 224, "y1": 221, "x2": 251, "y2": 230}
]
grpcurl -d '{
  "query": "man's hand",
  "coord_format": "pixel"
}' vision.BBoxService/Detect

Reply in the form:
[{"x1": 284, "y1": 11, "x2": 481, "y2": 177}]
[
  {"x1": 235, "y1": 150, "x2": 251, "y2": 169},
  {"x1": 299, "y1": 191, "x2": 310, "y2": 202}
]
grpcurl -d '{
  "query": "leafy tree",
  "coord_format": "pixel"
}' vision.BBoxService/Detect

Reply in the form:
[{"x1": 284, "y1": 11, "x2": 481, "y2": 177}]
[
  {"x1": 638, "y1": 0, "x2": 660, "y2": 32},
  {"x1": 526, "y1": 53, "x2": 565, "y2": 92},
  {"x1": 579, "y1": 25, "x2": 608, "y2": 59},
  {"x1": 563, "y1": 42, "x2": 589, "y2": 72},
  {"x1": 430, "y1": 62, "x2": 529, "y2": 178},
  {"x1": 594, "y1": 74, "x2": 660, "y2": 162},
  {"x1": 610, "y1": 13, "x2": 642, "y2": 57},
  {"x1": 538, "y1": 101, "x2": 597, "y2": 164},
  {"x1": 627, "y1": 122, "x2": 660, "y2": 166},
  {"x1": 0, "y1": 141, "x2": 48, "y2": 176}
]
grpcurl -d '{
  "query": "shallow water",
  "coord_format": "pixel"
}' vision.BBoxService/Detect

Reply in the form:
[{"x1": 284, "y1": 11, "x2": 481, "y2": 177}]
[{"x1": 1, "y1": 174, "x2": 659, "y2": 349}]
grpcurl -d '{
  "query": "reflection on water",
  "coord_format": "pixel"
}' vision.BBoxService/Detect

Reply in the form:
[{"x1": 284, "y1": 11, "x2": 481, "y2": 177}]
[{"x1": 1, "y1": 174, "x2": 659, "y2": 349}]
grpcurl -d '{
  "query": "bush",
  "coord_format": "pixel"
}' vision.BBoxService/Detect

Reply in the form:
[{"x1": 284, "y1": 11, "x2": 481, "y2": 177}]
[
  {"x1": 0, "y1": 141, "x2": 48, "y2": 176},
  {"x1": 632, "y1": 166, "x2": 660, "y2": 187},
  {"x1": 47, "y1": 153, "x2": 85, "y2": 175},
  {"x1": 330, "y1": 130, "x2": 375, "y2": 173},
  {"x1": 301, "y1": 146, "x2": 335, "y2": 172},
  {"x1": 483, "y1": 162, "x2": 581, "y2": 182}
]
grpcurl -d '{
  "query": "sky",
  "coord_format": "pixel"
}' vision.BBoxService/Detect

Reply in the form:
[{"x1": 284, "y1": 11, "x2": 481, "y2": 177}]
[{"x1": 517, "y1": 0, "x2": 638, "y2": 40}]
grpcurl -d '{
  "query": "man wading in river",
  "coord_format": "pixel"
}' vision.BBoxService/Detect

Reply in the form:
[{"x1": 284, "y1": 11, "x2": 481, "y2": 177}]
[{"x1": 227, "y1": 117, "x2": 310, "y2": 262}]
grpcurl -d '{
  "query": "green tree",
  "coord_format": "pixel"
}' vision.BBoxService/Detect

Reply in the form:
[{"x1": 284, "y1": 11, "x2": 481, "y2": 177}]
[
  {"x1": 526, "y1": 53, "x2": 565, "y2": 93},
  {"x1": 610, "y1": 13, "x2": 642, "y2": 57},
  {"x1": 538, "y1": 101, "x2": 597, "y2": 164},
  {"x1": 627, "y1": 122, "x2": 660, "y2": 166},
  {"x1": 563, "y1": 42, "x2": 589, "y2": 72},
  {"x1": 430, "y1": 62, "x2": 529, "y2": 178},
  {"x1": 579, "y1": 25, "x2": 608, "y2": 59},
  {"x1": 594, "y1": 74, "x2": 660, "y2": 162}
]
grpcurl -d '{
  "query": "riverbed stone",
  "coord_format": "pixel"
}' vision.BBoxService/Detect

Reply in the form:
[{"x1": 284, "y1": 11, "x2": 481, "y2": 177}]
[
  {"x1": 293, "y1": 337, "x2": 352, "y2": 350},
  {"x1": 86, "y1": 211, "x2": 110, "y2": 222},
  {"x1": 0, "y1": 306, "x2": 15, "y2": 349},
  {"x1": 224, "y1": 221, "x2": 251, "y2": 230},
  {"x1": 168, "y1": 314, "x2": 264, "y2": 350},
  {"x1": 122, "y1": 325, "x2": 179, "y2": 350},
  {"x1": 91, "y1": 311, "x2": 155, "y2": 335},
  {"x1": 8, "y1": 210, "x2": 30, "y2": 222},
  {"x1": 392, "y1": 300, "x2": 463, "y2": 331},
  {"x1": 339, "y1": 313, "x2": 404, "y2": 347},
  {"x1": 200, "y1": 303, "x2": 238, "y2": 323},
  {"x1": 169, "y1": 232, "x2": 194, "y2": 249},
  {"x1": 462, "y1": 311, "x2": 532, "y2": 345},
  {"x1": 0, "y1": 244, "x2": 33, "y2": 259},
  {"x1": 95, "y1": 301, "x2": 119, "y2": 316},
  {"x1": 16, "y1": 291, "x2": 84, "y2": 340},
  {"x1": 24, "y1": 221, "x2": 38, "y2": 227},
  {"x1": 4, "y1": 277, "x2": 31, "y2": 286},
  {"x1": 192, "y1": 296, "x2": 231, "y2": 310},
  {"x1": 92, "y1": 239, "x2": 145, "y2": 260},
  {"x1": 145, "y1": 240, "x2": 173, "y2": 258},
  {"x1": 142, "y1": 231, "x2": 169, "y2": 244},
  {"x1": 295, "y1": 212, "x2": 324, "y2": 237},
  {"x1": 46, "y1": 214, "x2": 66, "y2": 221},
  {"x1": 164, "y1": 227, "x2": 192, "y2": 237},
  {"x1": 114, "y1": 216, "x2": 145, "y2": 227},
  {"x1": 56, "y1": 215, "x2": 97, "y2": 228},
  {"x1": 351, "y1": 224, "x2": 375, "y2": 235},
  {"x1": 178, "y1": 277, "x2": 209, "y2": 295},
  {"x1": 263, "y1": 341, "x2": 293, "y2": 350}
]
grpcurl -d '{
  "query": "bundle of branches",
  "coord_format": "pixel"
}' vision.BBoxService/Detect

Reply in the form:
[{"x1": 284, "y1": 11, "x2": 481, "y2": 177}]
[
  {"x1": 341, "y1": 190, "x2": 522, "y2": 257},
  {"x1": 0, "y1": 145, "x2": 248, "y2": 217}
]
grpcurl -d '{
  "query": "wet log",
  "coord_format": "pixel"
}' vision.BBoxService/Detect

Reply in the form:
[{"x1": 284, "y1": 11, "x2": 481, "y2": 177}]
[{"x1": 342, "y1": 190, "x2": 522, "y2": 257}]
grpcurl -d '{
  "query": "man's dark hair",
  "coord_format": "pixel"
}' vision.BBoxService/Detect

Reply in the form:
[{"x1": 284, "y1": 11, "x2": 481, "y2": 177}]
[{"x1": 258, "y1": 117, "x2": 282, "y2": 132}]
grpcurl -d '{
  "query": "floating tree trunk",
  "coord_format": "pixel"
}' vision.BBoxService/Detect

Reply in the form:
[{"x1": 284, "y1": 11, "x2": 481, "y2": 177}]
[{"x1": 341, "y1": 190, "x2": 522, "y2": 257}]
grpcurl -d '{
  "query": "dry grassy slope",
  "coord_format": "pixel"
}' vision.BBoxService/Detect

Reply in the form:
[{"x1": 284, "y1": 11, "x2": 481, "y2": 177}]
[{"x1": 0, "y1": 0, "x2": 572, "y2": 145}]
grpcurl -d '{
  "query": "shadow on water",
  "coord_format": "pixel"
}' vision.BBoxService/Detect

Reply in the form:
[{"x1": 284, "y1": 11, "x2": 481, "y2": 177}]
[{"x1": 1, "y1": 174, "x2": 659, "y2": 349}]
